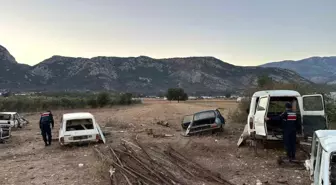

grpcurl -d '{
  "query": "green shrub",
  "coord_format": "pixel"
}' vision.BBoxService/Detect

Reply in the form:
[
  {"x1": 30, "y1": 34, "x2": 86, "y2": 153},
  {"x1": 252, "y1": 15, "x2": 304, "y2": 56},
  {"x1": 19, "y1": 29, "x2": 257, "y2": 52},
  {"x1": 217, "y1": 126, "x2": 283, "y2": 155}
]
[
  {"x1": 0, "y1": 92, "x2": 140, "y2": 112},
  {"x1": 97, "y1": 92, "x2": 110, "y2": 107}
]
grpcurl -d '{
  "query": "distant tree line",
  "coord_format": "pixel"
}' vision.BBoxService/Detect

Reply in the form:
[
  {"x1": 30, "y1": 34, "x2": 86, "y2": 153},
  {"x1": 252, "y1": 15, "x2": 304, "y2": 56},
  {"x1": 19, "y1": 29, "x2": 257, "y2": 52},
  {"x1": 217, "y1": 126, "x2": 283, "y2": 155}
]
[{"x1": 0, "y1": 92, "x2": 140, "y2": 112}]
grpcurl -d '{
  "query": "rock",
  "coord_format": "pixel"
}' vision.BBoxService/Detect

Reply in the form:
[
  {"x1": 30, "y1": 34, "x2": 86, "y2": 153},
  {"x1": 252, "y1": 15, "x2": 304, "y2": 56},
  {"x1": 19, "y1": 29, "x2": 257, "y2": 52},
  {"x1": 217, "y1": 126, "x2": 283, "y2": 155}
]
[{"x1": 277, "y1": 179, "x2": 288, "y2": 183}]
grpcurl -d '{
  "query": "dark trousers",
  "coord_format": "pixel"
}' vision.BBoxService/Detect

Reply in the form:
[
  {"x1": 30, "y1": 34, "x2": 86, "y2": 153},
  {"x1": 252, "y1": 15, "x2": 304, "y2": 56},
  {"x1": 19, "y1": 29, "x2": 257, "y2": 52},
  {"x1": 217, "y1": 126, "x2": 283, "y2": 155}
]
[
  {"x1": 41, "y1": 124, "x2": 52, "y2": 145},
  {"x1": 284, "y1": 131, "x2": 296, "y2": 160}
]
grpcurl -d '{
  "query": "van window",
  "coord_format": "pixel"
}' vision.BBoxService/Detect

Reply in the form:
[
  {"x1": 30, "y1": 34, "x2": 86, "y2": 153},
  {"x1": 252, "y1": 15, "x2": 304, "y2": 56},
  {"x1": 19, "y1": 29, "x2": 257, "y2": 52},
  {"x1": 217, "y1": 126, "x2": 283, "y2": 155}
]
[
  {"x1": 66, "y1": 119, "x2": 94, "y2": 131},
  {"x1": 257, "y1": 97, "x2": 268, "y2": 111},
  {"x1": 303, "y1": 96, "x2": 324, "y2": 111}
]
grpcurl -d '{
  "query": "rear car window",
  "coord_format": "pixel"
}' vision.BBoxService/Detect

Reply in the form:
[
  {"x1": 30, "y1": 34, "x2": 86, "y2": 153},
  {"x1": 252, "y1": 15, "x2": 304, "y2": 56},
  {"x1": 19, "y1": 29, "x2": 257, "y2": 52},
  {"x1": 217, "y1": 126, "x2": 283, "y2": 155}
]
[
  {"x1": 183, "y1": 115, "x2": 193, "y2": 124},
  {"x1": 303, "y1": 96, "x2": 324, "y2": 111},
  {"x1": 194, "y1": 111, "x2": 216, "y2": 121},
  {"x1": 66, "y1": 119, "x2": 94, "y2": 131},
  {"x1": 0, "y1": 114, "x2": 11, "y2": 120}
]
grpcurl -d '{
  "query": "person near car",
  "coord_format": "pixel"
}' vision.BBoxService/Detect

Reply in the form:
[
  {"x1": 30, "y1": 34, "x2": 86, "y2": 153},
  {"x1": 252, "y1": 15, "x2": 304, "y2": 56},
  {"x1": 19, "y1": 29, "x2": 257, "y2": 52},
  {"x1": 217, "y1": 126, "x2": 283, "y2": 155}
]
[
  {"x1": 265, "y1": 102, "x2": 297, "y2": 161},
  {"x1": 39, "y1": 110, "x2": 54, "y2": 146}
]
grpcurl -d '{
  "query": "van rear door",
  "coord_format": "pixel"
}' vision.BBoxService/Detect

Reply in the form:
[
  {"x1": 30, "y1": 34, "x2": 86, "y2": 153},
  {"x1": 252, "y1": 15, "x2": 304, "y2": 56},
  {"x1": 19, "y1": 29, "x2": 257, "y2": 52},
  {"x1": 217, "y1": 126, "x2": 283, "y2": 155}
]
[
  {"x1": 254, "y1": 95, "x2": 270, "y2": 136},
  {"x1": 301, "y1": 94, "x2": 327, "y2": 138}
]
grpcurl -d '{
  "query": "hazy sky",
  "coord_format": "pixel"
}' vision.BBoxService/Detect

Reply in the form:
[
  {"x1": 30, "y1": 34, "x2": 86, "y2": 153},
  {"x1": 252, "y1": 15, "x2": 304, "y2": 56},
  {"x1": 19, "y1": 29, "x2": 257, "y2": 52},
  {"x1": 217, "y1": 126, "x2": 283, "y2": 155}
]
[{"x1": 1, "y1": 0, "x2": 335, "y2": 66}]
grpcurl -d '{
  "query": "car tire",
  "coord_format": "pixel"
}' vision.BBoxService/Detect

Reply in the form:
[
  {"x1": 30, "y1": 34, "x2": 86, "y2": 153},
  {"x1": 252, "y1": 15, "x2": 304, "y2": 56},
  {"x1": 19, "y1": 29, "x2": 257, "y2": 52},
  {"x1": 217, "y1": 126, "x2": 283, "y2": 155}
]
[{"x1": 219, "y1": 125, "x2": 224, "y2": 132}]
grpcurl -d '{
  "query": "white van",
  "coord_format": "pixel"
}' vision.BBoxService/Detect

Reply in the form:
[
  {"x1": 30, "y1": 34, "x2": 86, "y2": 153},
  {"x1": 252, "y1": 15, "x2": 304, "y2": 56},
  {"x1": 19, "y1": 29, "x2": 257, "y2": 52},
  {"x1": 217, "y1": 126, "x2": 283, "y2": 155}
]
[
  {"x1": 58, "y1": 112, "x2": 106, "y2": 145},
  {"x1": 237, "y1": 90, "x2": 328, "y2": 146},
  {"x1": 305, "y1": 130, "x2": 336, "y2": 185}
]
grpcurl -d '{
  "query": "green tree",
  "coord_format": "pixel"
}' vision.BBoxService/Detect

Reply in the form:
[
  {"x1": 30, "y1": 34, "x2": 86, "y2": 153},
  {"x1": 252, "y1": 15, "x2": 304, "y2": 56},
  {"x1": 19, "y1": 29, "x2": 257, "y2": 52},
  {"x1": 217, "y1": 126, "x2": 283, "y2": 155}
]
[
  {"x1": 257, "y1": 75, "x2": 273, "y2": 88},
  {"x1": 225, "y1": 92, "x2": 232, "y2": 98},
  {"x1": 166, "y1": 88, "x2": 188, "y2": 102},
  {"x1": 97, "y1": 92, "x2": 110, "y2": 107}
]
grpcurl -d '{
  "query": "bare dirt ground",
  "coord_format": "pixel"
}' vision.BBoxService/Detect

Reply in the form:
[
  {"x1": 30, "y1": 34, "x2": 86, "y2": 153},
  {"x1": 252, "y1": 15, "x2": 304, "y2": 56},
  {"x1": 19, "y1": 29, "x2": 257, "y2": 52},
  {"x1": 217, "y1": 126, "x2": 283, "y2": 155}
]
[{"x1": 0, "y1": 99, "x2": 310, "y2": 185}]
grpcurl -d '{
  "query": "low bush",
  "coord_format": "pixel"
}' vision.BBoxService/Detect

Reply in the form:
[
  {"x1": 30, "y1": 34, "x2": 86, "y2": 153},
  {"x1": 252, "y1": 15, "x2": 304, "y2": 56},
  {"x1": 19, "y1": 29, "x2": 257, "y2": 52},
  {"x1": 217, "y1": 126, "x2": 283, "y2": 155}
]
[{"x1": 0, "y1": 92, "x2": 141, "y2": 112}]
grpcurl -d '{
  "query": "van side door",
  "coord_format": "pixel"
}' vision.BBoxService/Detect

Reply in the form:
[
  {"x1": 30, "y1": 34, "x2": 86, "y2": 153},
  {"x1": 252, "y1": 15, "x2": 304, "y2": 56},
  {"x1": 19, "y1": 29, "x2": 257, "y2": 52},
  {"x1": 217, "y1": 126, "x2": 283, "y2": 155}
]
[
  {"x1": 301, "y1": 94, "x2": 327, "y2": 138},
  {"x1": 253, "y1": 95, "x2": 270, "y2": 136}
]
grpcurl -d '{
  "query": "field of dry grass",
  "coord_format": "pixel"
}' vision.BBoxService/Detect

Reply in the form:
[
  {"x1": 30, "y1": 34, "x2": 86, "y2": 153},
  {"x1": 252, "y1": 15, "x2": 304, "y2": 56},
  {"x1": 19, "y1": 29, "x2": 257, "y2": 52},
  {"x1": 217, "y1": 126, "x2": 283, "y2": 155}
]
[{"x1": 0, "y1": 99, "x2": 310, "y2": 185}]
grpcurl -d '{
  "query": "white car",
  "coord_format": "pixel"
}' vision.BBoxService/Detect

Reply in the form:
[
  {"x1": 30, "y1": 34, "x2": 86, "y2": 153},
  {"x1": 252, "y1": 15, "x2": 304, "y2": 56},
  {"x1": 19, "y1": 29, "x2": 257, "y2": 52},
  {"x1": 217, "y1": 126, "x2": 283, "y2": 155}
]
[
  {"x1": 0, "y1": 112, "x2": 28, "y2": 128},
  {"x1": 305, "y1": 130, "x2": 336, "y2": 185},
  {"x1": 58, "y1": 112, "x2": 106, "y2": 145}
]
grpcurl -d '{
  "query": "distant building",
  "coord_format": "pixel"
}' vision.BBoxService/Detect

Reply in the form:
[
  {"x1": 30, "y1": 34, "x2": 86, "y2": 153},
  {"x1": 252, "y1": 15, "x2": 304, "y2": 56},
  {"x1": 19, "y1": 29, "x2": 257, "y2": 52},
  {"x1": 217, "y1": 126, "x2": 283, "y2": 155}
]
[{"x1": 188, "y1": 96, "x2": 197, "y2": 100}]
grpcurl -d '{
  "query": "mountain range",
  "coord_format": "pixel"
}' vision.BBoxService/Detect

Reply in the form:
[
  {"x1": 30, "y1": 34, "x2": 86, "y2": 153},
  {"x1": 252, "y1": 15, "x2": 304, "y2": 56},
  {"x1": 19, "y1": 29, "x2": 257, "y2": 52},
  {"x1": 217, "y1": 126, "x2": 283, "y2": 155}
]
[
  {"x1": 261, "y1": 57, "x2": 336, "y2": 85},
  {"x1": 0, "y1": 44, "x2": 330, "y2": 94}
]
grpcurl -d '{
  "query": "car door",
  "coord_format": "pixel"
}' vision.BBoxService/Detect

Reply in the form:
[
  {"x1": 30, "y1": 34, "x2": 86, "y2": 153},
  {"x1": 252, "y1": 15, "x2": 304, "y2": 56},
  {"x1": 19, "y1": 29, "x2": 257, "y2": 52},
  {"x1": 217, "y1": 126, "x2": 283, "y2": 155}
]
[
  {"x1": 96, "y1": 123, "x2": 106, "y2": 144},
  {"x1": 58, "y1": 117, "x2": 64, "y2": 140},
  {"x1": 182, "y1": 114, "x2": 193, "y2": 129},
  {"x1": 13, "y1": 114, "x2": 18, "y2": 127},
  {"x1": 253, "y1": 95, "x2": 270, "y2": 136},
  {"x1": 301, "y1": 94, "x2": 327, "y2": 138},
  {"x1": 309, "y1": 133, "x2": 319, "y2": 177}
]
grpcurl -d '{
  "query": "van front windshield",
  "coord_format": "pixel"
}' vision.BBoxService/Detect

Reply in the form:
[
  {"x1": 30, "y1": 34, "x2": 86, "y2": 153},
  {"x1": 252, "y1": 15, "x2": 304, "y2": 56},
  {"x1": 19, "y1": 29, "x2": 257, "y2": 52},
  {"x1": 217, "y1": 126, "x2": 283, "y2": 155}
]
[{"x1": 66, "y1": 119, "x2": 94, "y2": 131}]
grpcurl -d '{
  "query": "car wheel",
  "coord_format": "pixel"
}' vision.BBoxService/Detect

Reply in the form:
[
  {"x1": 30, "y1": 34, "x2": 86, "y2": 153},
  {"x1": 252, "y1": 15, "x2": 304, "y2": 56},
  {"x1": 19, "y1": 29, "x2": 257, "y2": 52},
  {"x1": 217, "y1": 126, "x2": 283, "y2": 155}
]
[{"x1": 219, "y1": 125, "x2": 224, "y2": 132}]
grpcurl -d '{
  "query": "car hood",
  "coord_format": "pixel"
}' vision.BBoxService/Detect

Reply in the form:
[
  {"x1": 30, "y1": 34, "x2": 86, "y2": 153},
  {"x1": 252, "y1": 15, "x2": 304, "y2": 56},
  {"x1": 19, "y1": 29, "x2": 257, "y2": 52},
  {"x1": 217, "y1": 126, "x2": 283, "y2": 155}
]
[{"x1": 62, "y1": 129, "x2": 98, "y2": 136}]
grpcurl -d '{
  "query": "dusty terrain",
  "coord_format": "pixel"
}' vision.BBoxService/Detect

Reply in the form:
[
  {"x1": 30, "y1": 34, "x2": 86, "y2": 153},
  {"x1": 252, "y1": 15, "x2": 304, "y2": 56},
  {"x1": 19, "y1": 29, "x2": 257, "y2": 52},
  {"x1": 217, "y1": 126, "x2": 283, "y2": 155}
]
[{"x1": 0, "y1": 99, "x2": 310, "y2": 185}]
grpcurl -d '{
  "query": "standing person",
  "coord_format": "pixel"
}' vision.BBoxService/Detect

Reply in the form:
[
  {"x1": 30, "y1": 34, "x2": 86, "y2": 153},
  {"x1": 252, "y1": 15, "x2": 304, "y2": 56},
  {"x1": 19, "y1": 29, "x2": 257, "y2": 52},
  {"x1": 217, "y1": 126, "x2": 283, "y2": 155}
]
[
  {"x1": 39, "y1": 110, "x2": 54, "y2": 146},
  {"x1": 265, "y1": 102, "x2": 297, "y2": 161}
]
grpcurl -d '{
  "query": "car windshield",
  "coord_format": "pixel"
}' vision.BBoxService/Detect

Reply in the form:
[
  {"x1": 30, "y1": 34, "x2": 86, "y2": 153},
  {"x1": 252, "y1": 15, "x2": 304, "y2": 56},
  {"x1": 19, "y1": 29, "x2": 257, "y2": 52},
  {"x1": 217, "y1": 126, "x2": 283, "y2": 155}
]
[
  {"x1": 66, "y1": 118, "x2": 94, "y2": 131},
  {"x1": 0, "y1": 114, "x2": 11, "y2": 120},
  {"x1": 193, "y1": 111, "x2": 216, "y2": 121}
]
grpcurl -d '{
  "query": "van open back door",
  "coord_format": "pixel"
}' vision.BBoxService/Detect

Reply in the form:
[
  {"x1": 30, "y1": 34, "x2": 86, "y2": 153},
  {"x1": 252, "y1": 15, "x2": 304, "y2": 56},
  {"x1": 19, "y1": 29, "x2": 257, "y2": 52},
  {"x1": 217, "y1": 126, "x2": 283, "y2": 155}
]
[
  {"x1": 301, "y1": 94, "x2": 327, "y2": 138},
  {"x1": 254, "y1": 95, "x2": 270, "y2": 136}
]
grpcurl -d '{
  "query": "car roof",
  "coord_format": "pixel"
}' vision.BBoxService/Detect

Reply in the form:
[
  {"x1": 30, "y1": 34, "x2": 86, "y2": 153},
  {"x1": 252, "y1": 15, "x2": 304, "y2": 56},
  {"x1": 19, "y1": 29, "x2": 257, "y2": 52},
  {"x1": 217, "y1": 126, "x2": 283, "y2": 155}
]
[
  {"x1": 62, "y1": 112, "x2": 94, "y2": 120},
  {"x1": 319, "y1": 135, "x2": 336, "y2": 153},
  {"x1": 195, "y1": 110, "x2": 216, "y2": 114},
  {"x1": 315, "y1": 130, "x2": 336, "y2": 138},
  {"x1": 252, "y1": 90, "x2": 301, "y2": 98},
  {"x1": 0, "y1": 112, "x2": 17, "y2": 114}
]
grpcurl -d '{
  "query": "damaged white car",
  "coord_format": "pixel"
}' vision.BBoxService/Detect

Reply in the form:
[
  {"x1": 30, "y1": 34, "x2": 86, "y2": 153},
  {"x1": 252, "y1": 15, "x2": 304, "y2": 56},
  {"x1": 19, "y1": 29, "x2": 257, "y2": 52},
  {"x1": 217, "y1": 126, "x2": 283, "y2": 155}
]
[
  {"x1": 58, "y1": 112, "x2": 106, "y2": 145},
  {"x1": 0, "y1": 125, "x2": 11, "y2": 142},
  {"x1": 305, "y1": 130, "x2": 336, "y2": 185},
  {"x1": 0, "y1": 112, "x2": 29, "y2": 128}
]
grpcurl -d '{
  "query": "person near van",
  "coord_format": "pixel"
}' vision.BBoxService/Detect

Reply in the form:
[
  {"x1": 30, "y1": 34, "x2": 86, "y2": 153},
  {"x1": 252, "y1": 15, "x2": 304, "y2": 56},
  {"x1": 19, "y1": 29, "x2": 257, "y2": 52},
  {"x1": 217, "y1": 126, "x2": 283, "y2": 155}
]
[
  {"x1": 39, "y1": 110, "x2": 54, "y2": 146},
  {"x1": 265, "y1": 102, "x2": 297, "y2": 161}
]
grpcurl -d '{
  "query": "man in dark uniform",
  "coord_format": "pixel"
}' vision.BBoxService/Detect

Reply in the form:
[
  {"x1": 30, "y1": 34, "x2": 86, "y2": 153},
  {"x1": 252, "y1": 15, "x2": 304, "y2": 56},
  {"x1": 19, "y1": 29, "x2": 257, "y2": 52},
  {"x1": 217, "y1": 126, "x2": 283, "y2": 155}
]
[
  {"x1": 266, "y1": 102, "x2": 297, "y2": 161},
  {"x1": 39, "y1": 110, "x2": 54, "y2": 146}
]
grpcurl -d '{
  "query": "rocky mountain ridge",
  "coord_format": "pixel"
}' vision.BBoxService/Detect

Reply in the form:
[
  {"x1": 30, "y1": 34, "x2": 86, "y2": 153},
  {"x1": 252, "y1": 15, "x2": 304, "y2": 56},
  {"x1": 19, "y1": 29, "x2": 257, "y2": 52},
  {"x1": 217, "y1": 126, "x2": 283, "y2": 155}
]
[
  {"x1": 0, "y1": 44, "x2": 311, "y2": 94},
  {"x1": 261, "y1": 56, "x2": 336, "y2": 84}
]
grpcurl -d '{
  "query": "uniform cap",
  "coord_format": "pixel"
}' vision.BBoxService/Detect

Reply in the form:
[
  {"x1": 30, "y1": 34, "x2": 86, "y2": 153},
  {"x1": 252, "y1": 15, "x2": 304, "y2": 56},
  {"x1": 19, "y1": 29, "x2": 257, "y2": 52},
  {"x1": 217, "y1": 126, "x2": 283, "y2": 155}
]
[{"x1": 285, "y1": 102, "x2": 292, "y2": 109}]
